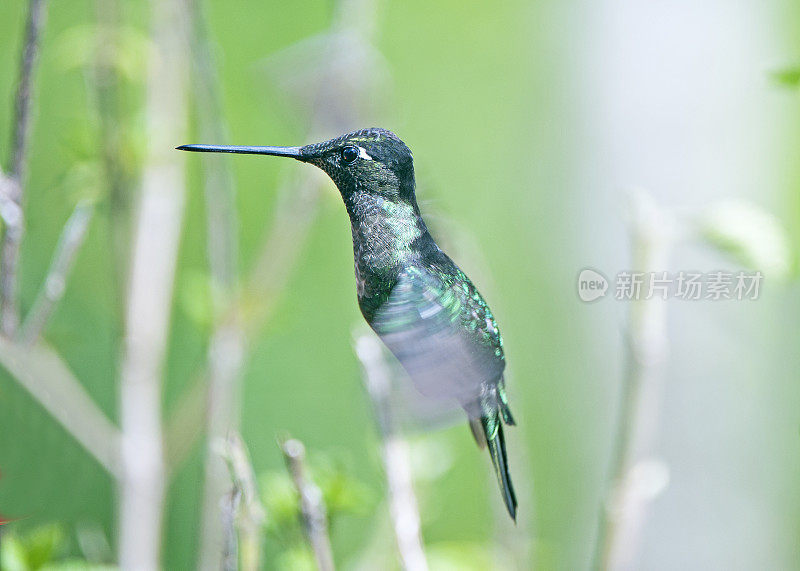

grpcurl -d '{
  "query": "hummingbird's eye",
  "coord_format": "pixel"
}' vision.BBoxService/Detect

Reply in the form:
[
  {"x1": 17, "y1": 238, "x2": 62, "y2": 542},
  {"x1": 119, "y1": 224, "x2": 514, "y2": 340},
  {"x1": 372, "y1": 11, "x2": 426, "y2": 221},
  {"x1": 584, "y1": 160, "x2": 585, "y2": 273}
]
[{"x1": 341, "y1": 145, "x2": 359, "y2": 164}]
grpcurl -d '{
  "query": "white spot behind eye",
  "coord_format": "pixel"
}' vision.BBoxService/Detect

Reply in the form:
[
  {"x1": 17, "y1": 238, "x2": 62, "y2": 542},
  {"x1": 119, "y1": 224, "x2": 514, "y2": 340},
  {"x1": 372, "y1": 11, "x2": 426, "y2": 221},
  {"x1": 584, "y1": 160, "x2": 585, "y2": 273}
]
[{"x1": 358, "y1": 147, "x2": 373, "y2": 161}]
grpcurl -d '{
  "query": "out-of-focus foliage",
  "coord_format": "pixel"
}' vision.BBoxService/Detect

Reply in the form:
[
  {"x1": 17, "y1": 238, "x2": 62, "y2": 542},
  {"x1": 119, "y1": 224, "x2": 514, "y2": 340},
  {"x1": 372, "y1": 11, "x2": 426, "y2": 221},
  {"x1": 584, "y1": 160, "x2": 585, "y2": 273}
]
[
  {"x1": 259, "y1": 449, "x2": 374, "y2": 565},
  {"x1": 770, "y1": 66, "x2": 800, "y2": 88},
  {"x1": 0, "y1": 523, "x2": 115, "y2": 571},
  {"x1": 698, "y1": 200, "x2": 794, "y2": 279}
]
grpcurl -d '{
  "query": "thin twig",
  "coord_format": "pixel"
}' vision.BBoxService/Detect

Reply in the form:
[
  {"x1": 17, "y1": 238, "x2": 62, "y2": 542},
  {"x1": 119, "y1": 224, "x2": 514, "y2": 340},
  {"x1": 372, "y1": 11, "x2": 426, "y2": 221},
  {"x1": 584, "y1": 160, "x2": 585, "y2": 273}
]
[
  {"x1": 595, "y1": 191, "x2": 672, "y2": 570},
  {"x1": 117, "y1": 0, "x2": 188, "y2": 568},
  {"x1": 1, "y1": 0, "x2": 48, "y2": 336},
  {"x1": 198, "y1": 324, "x2": 247, "y2": 566},
  {"x1": 0, "y1": 338, "x2": 121, "y2": 477},
  {"x1": 281, "y1": 437, "x2": 335, "y2": 571},
  {"x1": 7, "y1": 0, "x2": 46, "y2": 183},
  {"x1": 186, "y1": 2, "x2": 248, "y2": 567},
  {"x1": 217, "y1": 432, "x2": 266, "y2": 571},
  {"x1": 91, "y1": 0, "x2": 132, "y2": 320},
  {"x1": 19, "y1": 201, "x2": 94, "y2": 344},
  {"x1": 355, "y1": 334, "x2": 429, "y2": 571}
]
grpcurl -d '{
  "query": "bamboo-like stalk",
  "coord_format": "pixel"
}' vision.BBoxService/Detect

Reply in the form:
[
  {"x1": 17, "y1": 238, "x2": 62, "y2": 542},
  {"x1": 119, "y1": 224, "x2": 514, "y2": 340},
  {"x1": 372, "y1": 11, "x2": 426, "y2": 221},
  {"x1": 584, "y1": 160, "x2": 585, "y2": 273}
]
[
  {"x1": 355, "y1": 334, "x2": 429, "y2": 571},
  {"x1": 92, "y1": 0, "x2": 132, "y2": 319},
  {"x1": 116, "y1": 0, "x2": 188, "y2": 567},
  {"x1": 186, "y1": 2, "x2": 247, "y2": 567},
  {"x1": 0, "y1": 0, "x2": 48, "y2": 336},
  {"x1": 281, "y1": 437, "x2": 336, "y2": 571},
  {"x1": 595, "y1": 191, "x2": 673, "y2": 570},
  {"x1": 217, "y1": 432, "x2": 266, "y2": 571}
]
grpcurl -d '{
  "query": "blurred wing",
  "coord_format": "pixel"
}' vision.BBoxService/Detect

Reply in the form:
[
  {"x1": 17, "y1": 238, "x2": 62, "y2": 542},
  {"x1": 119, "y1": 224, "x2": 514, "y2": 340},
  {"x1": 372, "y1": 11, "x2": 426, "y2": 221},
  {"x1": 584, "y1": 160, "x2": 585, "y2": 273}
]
[{"x1": 371, "y1": 264, "x2": 505, "y2": 417}]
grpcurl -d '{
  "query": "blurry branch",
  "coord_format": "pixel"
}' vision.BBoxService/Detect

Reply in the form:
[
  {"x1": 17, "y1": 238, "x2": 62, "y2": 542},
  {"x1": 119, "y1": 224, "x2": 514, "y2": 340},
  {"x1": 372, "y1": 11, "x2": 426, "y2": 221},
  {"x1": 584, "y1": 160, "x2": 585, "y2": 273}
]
[
  {"x1": 186, "y1": 2, "x2": 247, "y2": 568},
  {"x1": 355, "y1": 335, "x2": 429, "y2": 571},
  {"x1": 0, "y1": 0, "x2": 48, "y2": 336},
  {"x1": 595, "y1": 191, "x2": 672, "y2": 571},
  {"x1": 19, "y1": 200, "x2": 94, "y2": 344},
  {"x1": 0, "y1": 338, "x2": 121, "y2": 477},
  {"x1": 188, "y1": 0, "x2": 238, "y2": 295},
  {"x1": 7, "y1": 0, "x2": 46, "y2": 182},
  {"x1": 217, "y1": 432, "x2": 266, "y2": 571},
  {"x1": 92, "y1": 0, "x2": 133, "y2": 314},
  {"x1": 117, "y1": 0, "x2": 188, "y2": 568},
  {"x1": 165, "y1": 0, "x2": 387, "y2": 479},
  {"x1": 281, "y1": 437, "x2": 336, "y2": 571},
  {"x1": 199, "y1": 323, "x2": 247, "y2": 568}
]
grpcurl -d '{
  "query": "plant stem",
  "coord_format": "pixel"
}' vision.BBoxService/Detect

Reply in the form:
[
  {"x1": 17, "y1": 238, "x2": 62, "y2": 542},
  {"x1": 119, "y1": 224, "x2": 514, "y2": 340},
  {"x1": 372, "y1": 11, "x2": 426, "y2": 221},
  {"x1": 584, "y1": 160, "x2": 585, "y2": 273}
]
[
  {"x1": 355, "y1": 334, "x2": 429, "y2": 571},
  {"x1": 0, "y1": 338, "x2": 121, "y2": 477},
  {"x1": 594, "y1": 191, "x2": 672, "y2": 570},
  {"x1": 186, "y1": 2, "x2": 247, "y2": 567},
  {"x1": 218, "y1": 432, "x2": 266, "y2": 571},
  {"x1": 281, "y1": 437, "x2": 336, "y2": 571},
  {"x1": 0, "y1": 0, "x2": 48, "y2": 336},
  {"x1": 117, "y1": 0, "x2": 188, "y2": 567},
  {"x1": 19, "y1": 201, "x2": 94, "y2": 344}
]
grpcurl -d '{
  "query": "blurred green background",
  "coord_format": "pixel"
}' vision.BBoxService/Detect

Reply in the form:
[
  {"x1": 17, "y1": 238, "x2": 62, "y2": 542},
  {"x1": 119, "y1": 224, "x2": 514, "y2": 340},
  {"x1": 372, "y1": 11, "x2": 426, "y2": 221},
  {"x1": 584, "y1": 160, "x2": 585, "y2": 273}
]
[{"x1": 1, "y1": 1, "x2": 799, "y2": 569}]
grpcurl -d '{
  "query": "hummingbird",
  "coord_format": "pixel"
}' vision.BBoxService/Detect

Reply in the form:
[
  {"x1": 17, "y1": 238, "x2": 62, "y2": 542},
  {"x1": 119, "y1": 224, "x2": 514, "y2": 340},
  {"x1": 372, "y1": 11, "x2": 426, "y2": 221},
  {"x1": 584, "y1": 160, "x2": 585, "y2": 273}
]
[{"x1": 178, "y1": 128, "x2": 518, "y2": 520}]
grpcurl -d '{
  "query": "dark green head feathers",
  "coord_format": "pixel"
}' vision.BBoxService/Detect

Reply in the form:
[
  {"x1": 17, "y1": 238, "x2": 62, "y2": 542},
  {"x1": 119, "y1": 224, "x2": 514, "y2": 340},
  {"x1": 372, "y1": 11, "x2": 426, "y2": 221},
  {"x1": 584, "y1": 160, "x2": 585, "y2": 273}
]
[
  {"x1": 301, "y1": 128, "x2": 417, "y2": 215},
  {"x1": 302, "y1": 127, "x2": 414, "y2": 192}
]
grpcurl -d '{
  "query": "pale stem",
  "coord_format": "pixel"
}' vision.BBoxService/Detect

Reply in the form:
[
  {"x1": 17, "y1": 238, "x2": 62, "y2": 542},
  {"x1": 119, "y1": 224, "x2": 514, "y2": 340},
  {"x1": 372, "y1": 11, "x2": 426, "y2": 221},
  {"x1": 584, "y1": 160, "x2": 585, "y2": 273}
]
[
  {"x1": 595, "y1": 191, "x2": 673, "y2": 570},
  {"x1": 0, "y1": 338, "x2": 121, "y2": 477},
  {"x1": 355, "y1": 334, "x2": 429, "y2": 571},
  {"x1": 281, "y1": 438, "x2": 336, "y2": 571},
  {"x1": 116, "y1": 0, "x2": 188, "y2": 568},
  {"x1": 19, "y1": 201, "x2": 94, "y2": 344},
  {"x1": 217, "y1": 432, "x2": 266, "y2": 571}
]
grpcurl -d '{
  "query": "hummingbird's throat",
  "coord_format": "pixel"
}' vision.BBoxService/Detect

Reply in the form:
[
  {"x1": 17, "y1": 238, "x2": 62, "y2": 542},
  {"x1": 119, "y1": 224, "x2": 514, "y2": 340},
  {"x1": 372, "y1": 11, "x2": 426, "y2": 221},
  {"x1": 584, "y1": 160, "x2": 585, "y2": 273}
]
[{"x1": 349, "y1": 193, "x2": 427, "y2": 270}]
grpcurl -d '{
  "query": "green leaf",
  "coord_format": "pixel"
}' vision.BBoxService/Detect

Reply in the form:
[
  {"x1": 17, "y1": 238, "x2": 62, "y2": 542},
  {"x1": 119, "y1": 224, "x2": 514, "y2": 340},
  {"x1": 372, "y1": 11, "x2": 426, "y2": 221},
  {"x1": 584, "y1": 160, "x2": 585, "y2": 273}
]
[
  {"x1": 770, "y1": 66, "x2": 800, "y2": 88},
  {"x1": 0, "y1": 534, "x2": 29, "y2": 571},
  {"x1": 699, "y1": 200, "x2": 793, "y2": 280},
  {"x1": 23, "y1": 524, "x2": 67, "y2": 569}
]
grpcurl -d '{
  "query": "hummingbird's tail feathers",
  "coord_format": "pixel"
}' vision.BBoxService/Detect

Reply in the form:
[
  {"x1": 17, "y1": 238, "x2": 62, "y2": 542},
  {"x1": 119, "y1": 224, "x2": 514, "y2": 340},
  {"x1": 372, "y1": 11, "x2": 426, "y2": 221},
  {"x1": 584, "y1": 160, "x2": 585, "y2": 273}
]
[
  {"x1": 499, "y1": 400, "x2": 516, "y2": 426},
  {"x1": 481, "y1": 412, "x2": 517, "y2": 521},
  {"x1": 498, "y1": 377, "x2": 516, "y2": 426}
]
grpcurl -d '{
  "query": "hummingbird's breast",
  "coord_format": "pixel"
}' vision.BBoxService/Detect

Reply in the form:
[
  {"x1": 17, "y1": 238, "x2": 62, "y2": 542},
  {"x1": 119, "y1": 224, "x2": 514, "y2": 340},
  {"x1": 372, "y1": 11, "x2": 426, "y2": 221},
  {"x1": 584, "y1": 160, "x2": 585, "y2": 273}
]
[{"x1": 347, "y1": 192, "x2": 429, "y2": 320}]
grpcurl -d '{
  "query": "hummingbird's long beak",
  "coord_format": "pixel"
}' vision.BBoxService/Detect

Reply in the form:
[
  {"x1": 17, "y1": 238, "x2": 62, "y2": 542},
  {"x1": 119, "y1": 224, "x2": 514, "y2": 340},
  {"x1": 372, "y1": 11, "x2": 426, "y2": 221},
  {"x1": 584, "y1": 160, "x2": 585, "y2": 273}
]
[{"x1": 176, "y1": 144, "x2": 303, "y2": 160}]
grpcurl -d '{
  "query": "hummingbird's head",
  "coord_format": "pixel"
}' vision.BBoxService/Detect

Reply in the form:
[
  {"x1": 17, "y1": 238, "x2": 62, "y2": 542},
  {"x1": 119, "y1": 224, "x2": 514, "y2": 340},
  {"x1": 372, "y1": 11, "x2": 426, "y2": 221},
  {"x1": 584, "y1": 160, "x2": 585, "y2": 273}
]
[
  {"x1": 177, "y1": 127, "x2": 416, "y2": 203},
  {"x1": 299, "y1": 128, "x2": 415, "y2": 202}
]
